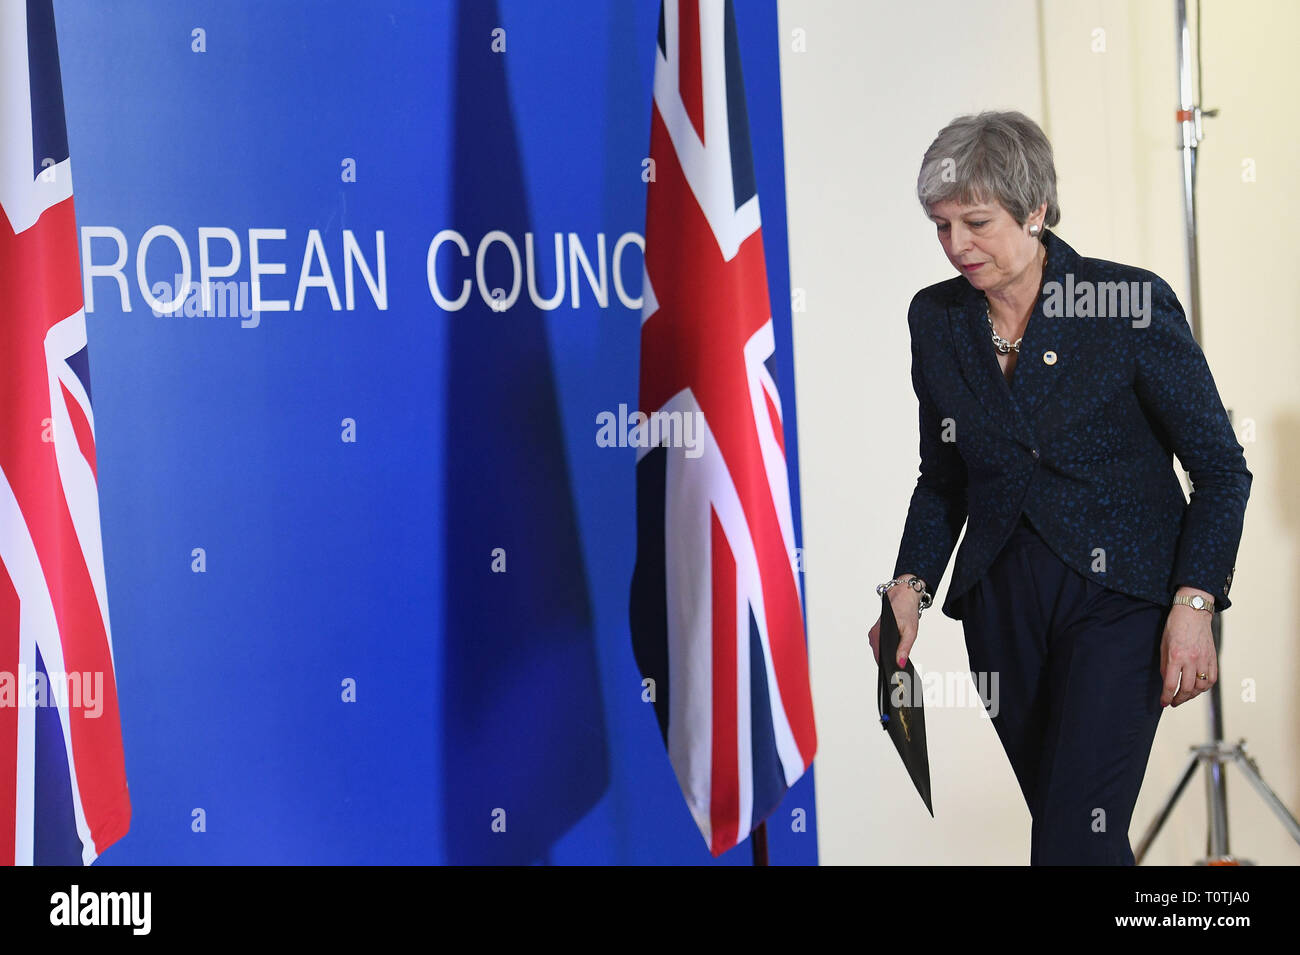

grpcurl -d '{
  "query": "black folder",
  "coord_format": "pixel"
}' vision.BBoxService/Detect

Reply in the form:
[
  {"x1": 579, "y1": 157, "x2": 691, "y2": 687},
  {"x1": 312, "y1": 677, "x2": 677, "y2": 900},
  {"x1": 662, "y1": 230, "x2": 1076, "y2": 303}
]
[{"x1": 876, "y1": 593, "x2": 934, "y2": 816}]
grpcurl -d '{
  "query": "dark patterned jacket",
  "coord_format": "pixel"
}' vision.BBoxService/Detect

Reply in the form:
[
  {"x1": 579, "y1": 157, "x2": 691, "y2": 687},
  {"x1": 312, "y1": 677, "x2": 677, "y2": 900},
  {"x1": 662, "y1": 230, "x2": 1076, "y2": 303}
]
[{"x1": 892, "y1": 229, "x2": 1250, "y2": 620}]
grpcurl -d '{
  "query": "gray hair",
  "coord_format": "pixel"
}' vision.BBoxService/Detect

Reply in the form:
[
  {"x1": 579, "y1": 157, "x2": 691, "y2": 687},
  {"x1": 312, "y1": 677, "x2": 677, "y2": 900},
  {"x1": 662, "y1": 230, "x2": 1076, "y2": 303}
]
[{"x1": 916, "y1": 111, "x2": 1060, "y2": 228}]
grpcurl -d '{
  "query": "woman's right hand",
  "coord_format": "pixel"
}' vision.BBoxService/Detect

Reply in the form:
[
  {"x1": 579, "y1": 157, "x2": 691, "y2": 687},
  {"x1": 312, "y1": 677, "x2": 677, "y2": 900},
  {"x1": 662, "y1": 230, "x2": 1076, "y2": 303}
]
[{"x1": 868, "y1": 575, "x2": 926, "y2": 668}]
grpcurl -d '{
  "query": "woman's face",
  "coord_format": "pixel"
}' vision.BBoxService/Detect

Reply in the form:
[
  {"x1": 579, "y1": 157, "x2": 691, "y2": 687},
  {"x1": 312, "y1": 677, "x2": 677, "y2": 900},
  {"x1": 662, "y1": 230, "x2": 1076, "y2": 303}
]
[{"x1": 928, "y1": 198, "x2": 1044, "y2": 295}]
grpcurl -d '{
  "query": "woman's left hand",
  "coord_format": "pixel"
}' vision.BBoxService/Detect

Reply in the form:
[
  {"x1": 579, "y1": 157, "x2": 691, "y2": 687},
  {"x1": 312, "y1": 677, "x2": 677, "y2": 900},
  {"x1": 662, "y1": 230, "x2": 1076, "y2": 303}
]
[{"x1": 1160, "y1": 604, "x2": 1217, "y2": 707}]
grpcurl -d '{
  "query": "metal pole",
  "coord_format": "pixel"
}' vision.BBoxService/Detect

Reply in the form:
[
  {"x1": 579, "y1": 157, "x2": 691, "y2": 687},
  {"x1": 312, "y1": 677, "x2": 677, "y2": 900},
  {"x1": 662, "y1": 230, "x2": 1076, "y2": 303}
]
[
  {"x1": 1174, "y1": 0, "x2": 1232, "y2": 863},
  {"x1": 751, "y1": 820, "x2": 769, "y2": 866},
  {"x1": 1140, "y1": 1, "x2": 1300, "y2": 866},
  {"x1": 1175, "y1": 0, "x2": 1203, "y2": 339}
]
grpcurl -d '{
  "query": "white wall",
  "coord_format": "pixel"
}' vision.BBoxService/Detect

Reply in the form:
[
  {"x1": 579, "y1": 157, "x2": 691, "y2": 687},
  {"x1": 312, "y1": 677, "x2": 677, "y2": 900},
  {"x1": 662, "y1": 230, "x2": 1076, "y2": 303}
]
[{"x1": 778, "y1": 0, "x2": 1300, "y2": 865}]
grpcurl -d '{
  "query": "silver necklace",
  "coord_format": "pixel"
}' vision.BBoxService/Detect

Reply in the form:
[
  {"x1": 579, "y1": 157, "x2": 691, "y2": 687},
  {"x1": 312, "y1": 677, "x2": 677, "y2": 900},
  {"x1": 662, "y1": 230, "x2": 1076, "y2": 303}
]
[
  {"x1": 986, "y1": 243, "x2": 1045, "y2": 354},
  {"x1": 986, "y1": 307, "x2": 1021, "y2": 354}
]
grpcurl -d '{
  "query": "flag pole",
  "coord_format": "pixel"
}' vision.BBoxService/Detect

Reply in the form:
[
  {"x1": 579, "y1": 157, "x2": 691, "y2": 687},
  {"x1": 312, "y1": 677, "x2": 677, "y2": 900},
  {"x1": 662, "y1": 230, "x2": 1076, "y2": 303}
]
[{"x1": 751, "y1": 821, "x2": 769, "y2": 866}]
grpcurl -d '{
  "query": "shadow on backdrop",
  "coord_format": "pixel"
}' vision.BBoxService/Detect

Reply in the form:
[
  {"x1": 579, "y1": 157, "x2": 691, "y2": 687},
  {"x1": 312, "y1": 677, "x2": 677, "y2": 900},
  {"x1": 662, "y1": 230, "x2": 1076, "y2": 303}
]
[{"x1": 441, "y1": 0, "x2": 609, "y2": 864}]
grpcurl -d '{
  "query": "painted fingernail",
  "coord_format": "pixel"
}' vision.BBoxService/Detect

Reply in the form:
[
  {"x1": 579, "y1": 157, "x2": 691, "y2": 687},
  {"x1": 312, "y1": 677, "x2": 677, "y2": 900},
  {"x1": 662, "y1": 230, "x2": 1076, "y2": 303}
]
[{"x1": 898, "y1": 656, "x2": 907, "y2": 668}]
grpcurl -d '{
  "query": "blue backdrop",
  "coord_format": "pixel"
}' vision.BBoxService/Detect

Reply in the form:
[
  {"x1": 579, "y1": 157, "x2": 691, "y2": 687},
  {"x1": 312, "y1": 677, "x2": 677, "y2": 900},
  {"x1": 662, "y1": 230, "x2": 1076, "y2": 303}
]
[{"x1": 54, "y1": 0, "x2": 816, "y2": 865}]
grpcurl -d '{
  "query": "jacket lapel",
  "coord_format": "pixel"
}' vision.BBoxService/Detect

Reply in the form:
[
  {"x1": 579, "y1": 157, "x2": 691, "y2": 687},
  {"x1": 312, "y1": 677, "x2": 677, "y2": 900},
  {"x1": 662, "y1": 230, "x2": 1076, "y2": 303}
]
[{"x1": 946, "y1": 229, "x2": 1081, "y2": 442}]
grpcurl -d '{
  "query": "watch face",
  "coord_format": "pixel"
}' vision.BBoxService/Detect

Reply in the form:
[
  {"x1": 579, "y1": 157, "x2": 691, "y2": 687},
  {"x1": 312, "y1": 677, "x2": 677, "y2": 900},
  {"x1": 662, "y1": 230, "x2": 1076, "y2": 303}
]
[{"x1": 1191, "y1": 596, "x2": 1205, "y2": 609}]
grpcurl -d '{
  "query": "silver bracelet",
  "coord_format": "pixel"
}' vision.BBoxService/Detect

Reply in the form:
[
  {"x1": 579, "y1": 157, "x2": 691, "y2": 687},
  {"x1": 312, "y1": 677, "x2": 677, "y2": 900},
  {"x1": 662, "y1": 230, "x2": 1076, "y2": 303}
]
[{"x1": 876, "y1": 575, "x2": 933, "y2": 614}]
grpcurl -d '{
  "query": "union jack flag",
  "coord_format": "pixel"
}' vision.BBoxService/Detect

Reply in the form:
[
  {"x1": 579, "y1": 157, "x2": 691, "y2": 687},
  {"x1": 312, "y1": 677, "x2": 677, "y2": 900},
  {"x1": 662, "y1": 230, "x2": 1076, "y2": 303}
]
[
  {"x1": 0, "y1": 0, "x2": 130, "y2": 864},
  {"x1": 630, "y1": 0, "x2": 816, "y2": 857}
]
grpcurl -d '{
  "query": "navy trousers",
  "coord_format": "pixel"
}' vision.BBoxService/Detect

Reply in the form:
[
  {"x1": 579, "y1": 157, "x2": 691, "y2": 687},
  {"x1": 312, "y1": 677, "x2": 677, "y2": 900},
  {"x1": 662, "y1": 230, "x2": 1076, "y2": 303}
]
[{"x1": 958, "y1": 513, "x2": 1169, "y2": 865}]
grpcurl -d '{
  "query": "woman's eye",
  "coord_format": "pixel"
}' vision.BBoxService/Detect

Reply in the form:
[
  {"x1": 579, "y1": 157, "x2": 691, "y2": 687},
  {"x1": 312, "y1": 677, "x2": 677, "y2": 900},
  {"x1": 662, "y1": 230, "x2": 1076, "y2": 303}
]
[
  {"x1": 936, "y1": 223, "x2": 949, "y2": 231},
  {"x1": 969, "y1": 220, "x2": 988, "y2": 227}
]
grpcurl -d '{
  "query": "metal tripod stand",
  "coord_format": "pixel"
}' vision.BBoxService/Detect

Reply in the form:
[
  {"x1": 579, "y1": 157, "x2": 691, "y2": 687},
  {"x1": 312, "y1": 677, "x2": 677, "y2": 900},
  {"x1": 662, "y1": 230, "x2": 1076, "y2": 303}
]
[
  {"x1": 1135, "y1": 0, "x2": 1300, "y2": 865},
  {"x1": 1135, "y1": 611, "x2": 1300, "y2": 864}
]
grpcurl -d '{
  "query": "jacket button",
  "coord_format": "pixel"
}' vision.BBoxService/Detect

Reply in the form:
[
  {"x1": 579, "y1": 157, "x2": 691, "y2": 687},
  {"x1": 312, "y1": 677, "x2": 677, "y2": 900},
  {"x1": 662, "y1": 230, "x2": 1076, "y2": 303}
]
[
  {"x1": 1043, "y1": 350, "x2": 1058, "y2": 365},
  {"x1": 1030, "y1": 448, "x2": 1040, "y2": 459}
]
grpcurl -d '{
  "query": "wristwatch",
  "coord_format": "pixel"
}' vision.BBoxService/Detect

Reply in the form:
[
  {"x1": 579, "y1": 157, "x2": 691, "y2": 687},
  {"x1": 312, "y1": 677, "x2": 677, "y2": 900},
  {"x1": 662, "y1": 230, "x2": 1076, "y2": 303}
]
[{"x1": 1172, "y1": 593, "x2": 1214, "y2": 613}]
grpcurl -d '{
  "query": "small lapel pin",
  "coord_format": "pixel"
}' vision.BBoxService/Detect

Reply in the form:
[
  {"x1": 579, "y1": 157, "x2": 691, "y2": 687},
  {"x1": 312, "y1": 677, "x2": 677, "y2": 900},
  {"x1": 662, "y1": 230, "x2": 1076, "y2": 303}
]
[{"x1": 1043, "y1": 350, "x2": 1058, "y2": 365}]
